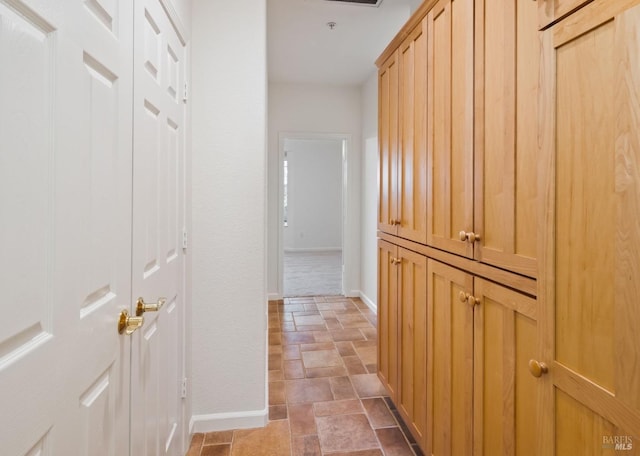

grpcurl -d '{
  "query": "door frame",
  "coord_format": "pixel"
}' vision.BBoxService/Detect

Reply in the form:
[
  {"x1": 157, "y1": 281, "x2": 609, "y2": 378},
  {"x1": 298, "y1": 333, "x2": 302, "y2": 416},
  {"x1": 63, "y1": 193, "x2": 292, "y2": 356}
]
[{"x1": 277, "y1": 131, "x2": 355, "y2": 297}]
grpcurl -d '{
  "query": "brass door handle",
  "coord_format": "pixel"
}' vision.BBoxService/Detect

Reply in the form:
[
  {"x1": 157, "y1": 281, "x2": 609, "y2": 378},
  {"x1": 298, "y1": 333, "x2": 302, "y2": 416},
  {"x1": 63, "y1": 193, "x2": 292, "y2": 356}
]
[
  {"x1": 528, "y1": 359, "x2": 549, "y2": 378},
  {"x1": 389, "y1": 219, "x2": 400, "y2": 226},
  {"x1": 459, "y1": 231, "x2": 481, "y2": 243},
  {"x1": 390, "y1": 257, "x2": 402, "y2": 265},
  {"x1": 118, "y1": 310, "x2": 144, "y2": 335},
  {"x1": 136, "y1": 297, "x2": 166, "y2": 316}
]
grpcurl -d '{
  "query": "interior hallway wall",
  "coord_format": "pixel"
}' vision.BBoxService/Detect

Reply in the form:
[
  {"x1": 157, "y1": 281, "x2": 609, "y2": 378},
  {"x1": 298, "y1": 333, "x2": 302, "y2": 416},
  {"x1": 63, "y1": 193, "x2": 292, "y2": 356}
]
[
  {"x1": 191, "y1": 0, "x2": 268, "y2": 431},
  {"x1": 360, "y1": 71, "x2": 378, "y2": 309},
  {"x1": 267, "y1": 83, "x2": 362, "y2": 299},
  {"x1": 284, "y1": 138, "x2": 343, "y2": 252}
]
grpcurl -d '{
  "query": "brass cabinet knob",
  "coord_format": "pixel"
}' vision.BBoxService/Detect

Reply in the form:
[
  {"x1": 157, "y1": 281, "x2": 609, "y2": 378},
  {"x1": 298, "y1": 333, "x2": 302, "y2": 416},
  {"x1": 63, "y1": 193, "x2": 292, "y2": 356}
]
[
  {"x1": 390, "y1": 257, "x2": 402, "y2": 265},
  {"x1": 459, "y1": 291, "x2": 469, "y2": 302},
  {"x1": 118, "y1": 310, "x2": 144, "y2": 335},
  {"x1": 467, "y1": 295, "x2": 481, "y2": 307},
  {"x1": 459, "y1": 231, "x2": 481, "y2": 243},
  {"x1": 136, "y1": 297, "x2": 166, "y2": 316},
  {"x1": 528, "y1": 359, "x2": 549, "y2": 378}
]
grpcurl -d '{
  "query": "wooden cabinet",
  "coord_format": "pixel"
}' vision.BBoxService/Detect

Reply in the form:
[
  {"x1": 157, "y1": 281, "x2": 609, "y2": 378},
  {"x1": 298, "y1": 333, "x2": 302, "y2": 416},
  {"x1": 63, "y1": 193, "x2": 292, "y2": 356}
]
[
  {"x1": 378, "y1": 18, "x2": 428, "y2": 245},
  {"x1": 426, "y1": 259, "x2": 539, "y2": 456},
  {"x1": 539, "y1": 0, "x2": 640, "y2": 452},
  {"x1": 426, "y1": 0, "x2": 474, "y2": 258},
  {"x1": 424, "y1": 0, "x2": 539, "y2": 278},
  {"x1": 377, "y1": 239, "x2": 427, "y2": 449},
  {"x1": 474, "y1": 0, "x2": 538, "y2": 278}
]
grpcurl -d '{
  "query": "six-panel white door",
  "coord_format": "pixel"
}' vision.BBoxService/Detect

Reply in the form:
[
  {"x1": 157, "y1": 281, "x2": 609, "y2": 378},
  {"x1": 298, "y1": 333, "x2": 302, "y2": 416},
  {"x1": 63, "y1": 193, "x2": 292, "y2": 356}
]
[
  {"x1": 0, "y1": 0, "x2": 134, "y2": 454},
  {"x1": 130, "y1": 0, "x2": 187, "y2": 454}
]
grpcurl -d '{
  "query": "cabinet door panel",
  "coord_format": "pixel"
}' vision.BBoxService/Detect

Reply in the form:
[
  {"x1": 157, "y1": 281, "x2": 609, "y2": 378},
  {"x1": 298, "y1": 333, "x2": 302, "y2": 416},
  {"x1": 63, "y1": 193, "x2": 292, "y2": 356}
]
[
  {"x1": 398, "y1": 20, "x2": 428, "y2": 244},
  {"x1": 473, "y1": 279, "x2": 539, "y2": 456},
  {"x1": 397, "y1": 247, "x2": 427, "y2": 449},
  {"x1": 379, "y1": 52, "x2": 399, "y2": 235},
  {"x1": 475, "y1": 0, "x2": 538, "y2": 277},
  {"x1": 540, "y1": 1, "x2": 640, "y2": 453},
  {"x1": 427, "y1": 0, "x2": 474, "y2": 258},
  {"x1": 427, "y1": 259, "x2": 473, "y2": 455},
  {"x1": 377, "y1": 239, "x2": 398, "y2": 401}
]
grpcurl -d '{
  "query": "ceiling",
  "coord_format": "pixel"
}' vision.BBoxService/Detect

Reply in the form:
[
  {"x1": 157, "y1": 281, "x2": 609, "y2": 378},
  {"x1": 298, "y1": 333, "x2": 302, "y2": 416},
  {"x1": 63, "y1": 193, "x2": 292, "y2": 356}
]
[{"x1": 267, "y1": 0, "x2": 420, "y2": 86}]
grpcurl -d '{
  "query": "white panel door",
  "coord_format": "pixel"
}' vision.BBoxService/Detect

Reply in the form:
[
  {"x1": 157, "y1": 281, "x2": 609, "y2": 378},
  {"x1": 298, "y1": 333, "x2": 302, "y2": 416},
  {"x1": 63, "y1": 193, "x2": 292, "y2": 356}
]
[
  {"x1": 130, "y1": 0, "x2": 186, "y2": 454},
  {"x1": 0, "y1": 0, "x2": 133, "y2": 455}
]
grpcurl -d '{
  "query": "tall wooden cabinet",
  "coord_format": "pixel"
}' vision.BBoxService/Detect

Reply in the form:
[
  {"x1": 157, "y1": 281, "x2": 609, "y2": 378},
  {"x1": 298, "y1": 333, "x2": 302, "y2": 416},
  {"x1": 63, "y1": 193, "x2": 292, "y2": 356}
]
[
  {"x1": 379, "y1": 0, "x2": 640, "y2": 453},
  {"x1": 539, "y1": 0, "x2": 640, "y2": 453}
]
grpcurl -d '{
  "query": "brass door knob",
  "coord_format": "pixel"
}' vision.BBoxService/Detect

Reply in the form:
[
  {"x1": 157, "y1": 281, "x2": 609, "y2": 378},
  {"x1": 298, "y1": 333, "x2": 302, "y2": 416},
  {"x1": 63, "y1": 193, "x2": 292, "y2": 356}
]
[
  {"x1": 136, "y1": 297, "x2": 166, "y2": 316},
  {"x1": 118, "y1": 310, "x2": 144, "y2": 335},
  {"x1": 459, "y1": 231, "x2": 468, "y2": 241},
  {"x1": 528, "y1": 359, "x2": 549, "y2": 378},
  {"x1": 390, "y1": 257, "x2": 402, "y2": 265},
  {"x1": 459, "y1": 291, "x2": 470, "y2": 302}
]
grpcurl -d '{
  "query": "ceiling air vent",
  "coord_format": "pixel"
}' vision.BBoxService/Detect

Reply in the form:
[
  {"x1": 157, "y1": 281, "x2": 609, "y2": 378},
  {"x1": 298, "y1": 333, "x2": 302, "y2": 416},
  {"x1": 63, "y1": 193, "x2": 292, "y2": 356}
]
[{"x1": 324, "y1": 0, "x2": 383, "y2": 6}]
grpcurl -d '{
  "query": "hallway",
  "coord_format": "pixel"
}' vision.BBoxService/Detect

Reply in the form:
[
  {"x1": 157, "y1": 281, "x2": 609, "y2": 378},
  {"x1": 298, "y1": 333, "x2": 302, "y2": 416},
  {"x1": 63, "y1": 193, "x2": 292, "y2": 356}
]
[{"x1": 186, "y1": 296, "x2": 421, "y2": 456}]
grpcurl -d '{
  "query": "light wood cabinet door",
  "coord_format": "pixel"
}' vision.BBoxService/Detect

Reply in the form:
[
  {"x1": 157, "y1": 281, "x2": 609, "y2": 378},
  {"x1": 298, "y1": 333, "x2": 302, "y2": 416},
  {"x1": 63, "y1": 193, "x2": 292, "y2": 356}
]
[
  {"x1": 378, "y1": 52, "x2": 399, "y2": 236},
  {"x1": 473, "y1": 279, "x2": 539, "y2": 456},
  {"x1": 540, "y1": 0, "x2": 640, "y2": 453},
  {"x1": 397, "y1": 19, "x2": 428, "y2": 244},
  {"x1": 377, "y1": 239, "x2": 399, "y2": 402},
  {"x1": 427, "y1": 259, "x2": 474, "y2": 456},
  {"x1": 397, "y1": 247, "x2": 428, "y2": 449},
  {"x1": 474, "y1": 0, "x2": 538, "y2": 278},
  {"x1": 427, "y1": 0, "x2": 474, "y2": 258},
  {"x1": 538, "y1": 0, "x2": 592, "y2": 29}
]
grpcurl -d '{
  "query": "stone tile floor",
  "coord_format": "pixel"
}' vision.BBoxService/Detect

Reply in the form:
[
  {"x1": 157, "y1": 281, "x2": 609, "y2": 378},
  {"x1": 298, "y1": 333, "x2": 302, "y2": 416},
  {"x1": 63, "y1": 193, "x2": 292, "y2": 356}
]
[{"x1": 186, "y1": 296, "x2": 423, "y2": 456}]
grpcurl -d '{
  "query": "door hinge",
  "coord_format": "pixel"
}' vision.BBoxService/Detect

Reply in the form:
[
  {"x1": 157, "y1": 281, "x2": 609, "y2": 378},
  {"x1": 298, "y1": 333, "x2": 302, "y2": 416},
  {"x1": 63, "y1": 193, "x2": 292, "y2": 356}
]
[
  {"x1": 181, "y1": 378, "x2": 188, "y2": 398},
  {"x1": 182, "y1": 228, "x2": 188, "y2": 250},
  {"x1": 183, "y1": 82, "x2": 188, "y2": 103}
]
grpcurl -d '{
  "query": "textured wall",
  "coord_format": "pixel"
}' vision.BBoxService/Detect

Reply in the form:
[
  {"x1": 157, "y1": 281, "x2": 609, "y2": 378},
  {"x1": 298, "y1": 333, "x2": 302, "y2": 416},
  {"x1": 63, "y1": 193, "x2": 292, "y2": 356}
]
[{"x1": 191, "y1": 0, "x2": 267, "y2": 429}]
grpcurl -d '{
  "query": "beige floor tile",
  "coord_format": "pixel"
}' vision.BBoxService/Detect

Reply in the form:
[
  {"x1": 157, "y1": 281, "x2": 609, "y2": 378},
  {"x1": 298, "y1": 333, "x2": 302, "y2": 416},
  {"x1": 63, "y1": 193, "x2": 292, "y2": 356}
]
[
  {"x1": 284, "y1": 359, "x2": 305, "y2": 379},
  {"x1": 331, "y1": 329, "x2": 366, "y2": 342},
  {"x1": 269, "y1": 381, "x2": 286, "y2": 405},
  {"x1": 288, "y1": 403, "x2": 316, "y2": 436},
  {"x1": 291, "y1": 435, "x2": 322, "y2": 456},
  {"x1": 286, "y1": 378, "x2": 334, "y2": 403},
  {"x1": 361, "y1": 398, "x2": 396, "y2": 428},
  {"x1": 203, "y1": 431, "x2": 233, "y2": 445},
  {"x1": 293, "y1": 314, "x2": 325, "y2": 326},
  {"x1": 230, "y1": 421, "x2": 290, "y2": 456},
  {"x1": 314, "y1": 399, "x2": 363, "y2": 417},
  {"x1": 283, "y1": 344, "x2": 301, "y2": 360},
  {"x1": 300, "y1": 342, "x2": 335, "y2": 352},
  {"x1": 353, "y1": 345, "x2": 377, "y2": 366},
  {"x1": 351, "y1": 374, "x2": 388, "y2": 398},
  {"x1": 316, "y1": 414, "x2": 379, "y2": 453},
  {"x1": 375, "y1": 427, "x2": 414, "y2": 456},
  {"x1": 301, "y1": 349, "x2": 343, "y2": 369},
  {"x1": 330, "y1": 376, "x2": 357, "y2": 400},
  {"x1": 305, "y1": 365, "x2": 349, "y2": 378}
]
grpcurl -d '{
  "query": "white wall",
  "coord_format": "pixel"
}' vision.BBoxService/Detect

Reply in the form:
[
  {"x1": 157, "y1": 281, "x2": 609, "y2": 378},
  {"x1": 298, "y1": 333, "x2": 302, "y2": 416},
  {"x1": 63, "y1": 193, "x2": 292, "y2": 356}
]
[
  {"x1": 191, "y1": 0, "x2": 268, "y2": 432},
  {"x1": 268, "y1": 83, "x2": 362, "y2": 298},
  {"x1": 284, "y1": 139, "x2": 342, "y2": 251},
  {"x1": 360, "y1": 71, "x2": 378, "y2": 309}
]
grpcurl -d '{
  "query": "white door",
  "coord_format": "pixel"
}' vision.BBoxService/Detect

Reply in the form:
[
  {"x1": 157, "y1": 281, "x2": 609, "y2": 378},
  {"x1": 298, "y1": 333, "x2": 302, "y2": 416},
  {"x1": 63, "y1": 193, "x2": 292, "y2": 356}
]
[
  {"x1": 130, "y1": 0, "x2": 186, "y2": 454},
  {"x1": 0, "y1": 0, "x2": 134, "y2": 455}
]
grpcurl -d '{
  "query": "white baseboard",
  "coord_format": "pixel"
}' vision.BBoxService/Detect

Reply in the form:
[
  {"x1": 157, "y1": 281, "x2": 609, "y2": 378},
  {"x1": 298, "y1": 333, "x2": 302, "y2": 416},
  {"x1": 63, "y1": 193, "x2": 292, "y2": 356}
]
[
  {"x1": 359, "y1": 291, "x2": 377, "y2": 312},
  {"x1": 267, "y1": 292, "x2": 282, "y2": 301},
  {"x1": 190, "y1": 408, "x2": 268, "y2": 434},
  {"x1": 283, "y1": 247, "x2": 342, "y2": 253}
]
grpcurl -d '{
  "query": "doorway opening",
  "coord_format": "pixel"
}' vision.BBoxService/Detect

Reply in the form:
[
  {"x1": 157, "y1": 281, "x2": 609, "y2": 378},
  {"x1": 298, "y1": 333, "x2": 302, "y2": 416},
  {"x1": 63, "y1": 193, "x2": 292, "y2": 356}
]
[{"x1": 278, "y1": 133, "x2": 351, "y2": 297}]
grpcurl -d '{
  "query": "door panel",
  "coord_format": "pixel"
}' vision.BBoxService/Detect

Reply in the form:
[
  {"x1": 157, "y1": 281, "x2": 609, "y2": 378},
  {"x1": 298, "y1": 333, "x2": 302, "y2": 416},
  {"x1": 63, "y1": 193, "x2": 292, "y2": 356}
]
[
  {"x1": 0, "y1": 0, "x2": 133, "y2": 454},
  {"x1": 427, "y1": 259, "x2": 473, "y2": 456},
  {"x1": 378, "y1": 52, "x2": 399, "y2": 235},
  {"x1": 131, "y1": 0, "x2": 186, "y2": 454},
  {"x1": 377, "y1": 239, "x2": 398, "y2": 401},
  {"x1": 427, "y1": 0, "x2": 474, "y2": 258},
  {"x1": 398, "y1": 21, "x2": 428, "y2": 244},
  {"x1": 473, "y1": 279, "x2": 538, "y2": 456},
  {"x1": 475, "y1": 0, "x2": 538, "y2": 277},
  {"x1": 540, "y1": 1, "x2": 640, "y2": 453},
  {"x1": 397, "y1": 248, "x2": 427, "y2": 449}
]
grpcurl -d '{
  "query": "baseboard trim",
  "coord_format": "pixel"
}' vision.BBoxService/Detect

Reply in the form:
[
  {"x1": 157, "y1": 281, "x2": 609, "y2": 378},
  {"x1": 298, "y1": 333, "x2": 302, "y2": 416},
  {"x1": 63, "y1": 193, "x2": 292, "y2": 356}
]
[
  {"x1": 190, "y1": 408, "x2": 268, "y2": 434},
  {"x1": 359, "y1": 291, "x2": 377, "y2": 312},
  {"x1": 283, "y1": 247, "x2": 342, "y2": 253},
  {"x1": 268, "y1": 292, "x2": 282, "y2": 301}
]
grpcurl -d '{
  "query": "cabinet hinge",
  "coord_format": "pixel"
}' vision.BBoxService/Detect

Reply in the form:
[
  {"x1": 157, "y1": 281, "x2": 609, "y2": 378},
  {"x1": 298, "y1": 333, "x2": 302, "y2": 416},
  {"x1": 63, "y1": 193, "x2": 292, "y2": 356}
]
[
  {"x1": 181, "y1": 378, "x2": 188, "y2": 398},
  {"x1": 182, "y1": 228, "x2": 188, "y2": 250},
  {"x1": 183, "y1": 82, "x2": 188, "y2": 103}
]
